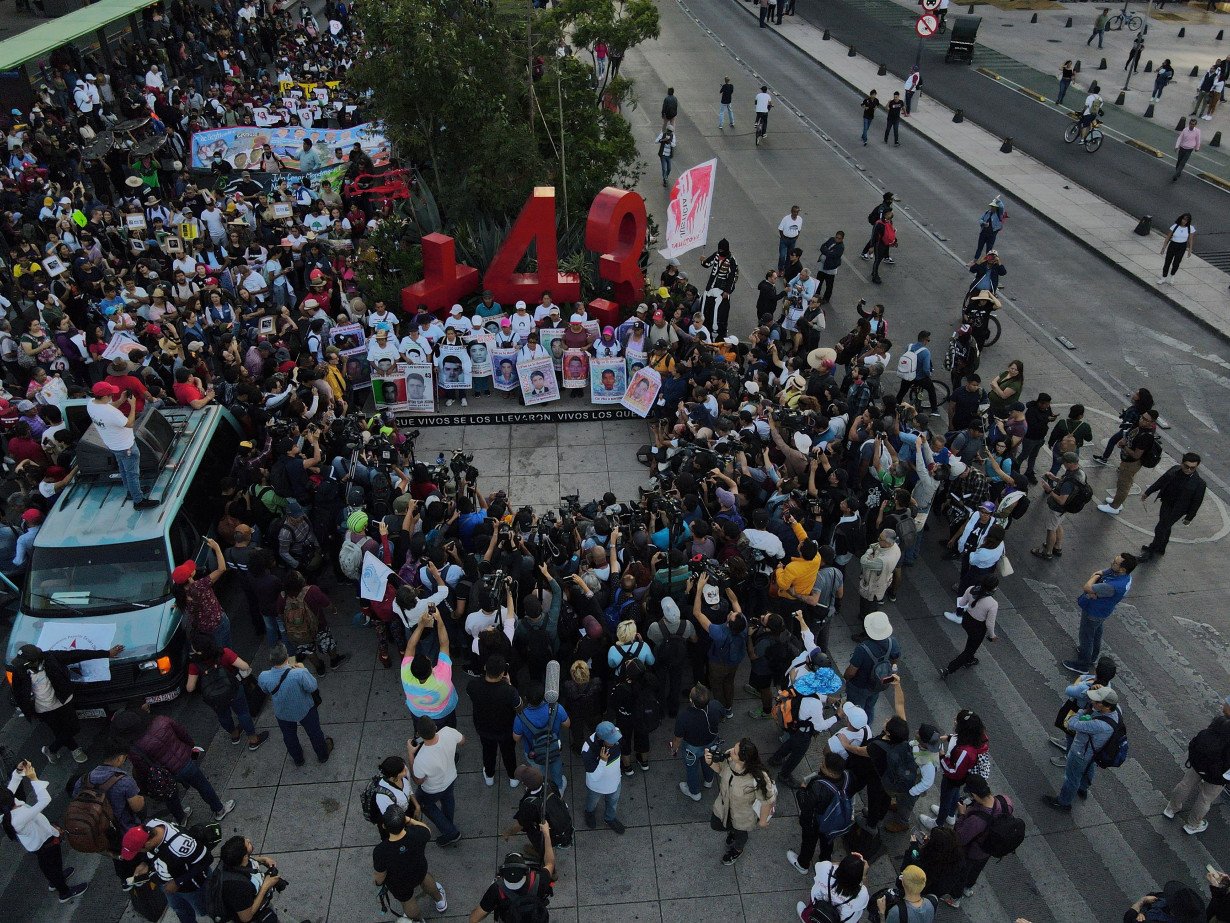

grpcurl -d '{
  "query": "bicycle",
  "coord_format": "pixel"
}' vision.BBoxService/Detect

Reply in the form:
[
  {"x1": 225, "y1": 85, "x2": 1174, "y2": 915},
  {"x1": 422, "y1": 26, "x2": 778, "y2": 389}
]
[
  {"x1": 1064, "y1": 117, "x2": 1104, "y2": 152},
  {"x1": 903, "y1": 377, "x2": 951, "y2": 417},
  {"x1": 1106, "y1": 8, "x2": 1143, "y2": 31},
  {"x1": 754, "y1": 111, "x2": 769, "y2": 146}
]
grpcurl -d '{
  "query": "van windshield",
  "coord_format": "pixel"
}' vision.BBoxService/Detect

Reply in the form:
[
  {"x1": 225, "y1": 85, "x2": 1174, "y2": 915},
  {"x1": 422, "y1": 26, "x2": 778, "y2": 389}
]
[{"x1": 24, "y1": 542, "x2": 171, "y2": 616}]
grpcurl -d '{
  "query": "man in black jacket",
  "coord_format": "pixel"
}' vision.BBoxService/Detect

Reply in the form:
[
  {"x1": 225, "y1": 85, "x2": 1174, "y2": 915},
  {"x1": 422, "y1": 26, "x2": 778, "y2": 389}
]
[
  {"x1": 1138, "y1": 452, "x2": 1205, "y2": 561},
  {"x1": 700, "y1": 239, "x2": 739, "y2": 338},
  {"x1": 10, "y1": 642, "x2": 124, "y2": 764}
]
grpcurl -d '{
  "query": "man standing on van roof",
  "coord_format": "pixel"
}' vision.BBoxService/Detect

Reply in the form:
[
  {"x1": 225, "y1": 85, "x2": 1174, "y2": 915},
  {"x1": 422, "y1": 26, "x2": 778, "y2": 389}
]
[{"x1": 88, "y1": 382, "x2": 160, "y2": 510}]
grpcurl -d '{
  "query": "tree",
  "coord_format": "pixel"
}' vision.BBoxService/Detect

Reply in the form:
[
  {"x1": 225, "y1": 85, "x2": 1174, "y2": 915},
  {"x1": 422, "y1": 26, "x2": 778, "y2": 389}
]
[{"x1": 547, "y1": 0, "x2": 660, "y2": 103}]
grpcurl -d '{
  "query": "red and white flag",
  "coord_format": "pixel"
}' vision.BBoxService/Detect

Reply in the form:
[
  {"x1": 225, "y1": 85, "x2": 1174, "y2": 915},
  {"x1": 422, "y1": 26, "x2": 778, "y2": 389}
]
[{"x1": 659, "y1": 159, "x2": 717, "y2": 259}]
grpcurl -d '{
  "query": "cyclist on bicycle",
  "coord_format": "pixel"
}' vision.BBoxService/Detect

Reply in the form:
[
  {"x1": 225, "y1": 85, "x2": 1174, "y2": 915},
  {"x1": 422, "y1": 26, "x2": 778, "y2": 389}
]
[
  {"x1": 754, "y1": 85, "x2": 773, "y2": 143},
  {"x1": 1078, "y1": 89, "x2": 1103, "y2": 140}
]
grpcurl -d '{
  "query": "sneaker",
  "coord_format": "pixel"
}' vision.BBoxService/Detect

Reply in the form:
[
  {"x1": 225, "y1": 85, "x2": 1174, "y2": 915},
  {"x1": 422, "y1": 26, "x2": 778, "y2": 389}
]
[
  {"x1": 747, "y1": 708, "x2": 771, "y2": 719},
  {"x1": 919, "y1": 815, "x2": 938, "y2": 831},
  {"x1": 742, "y1": 683, "x2": 759, "y2": 697},
  {"x1": 41, "y1": 745, "x2": 60, "y2": 764},
  {"x1": 461, "y1": 398, "x2": 468, "y2": 406},
  {"x1": 1184, "y1": 820, "x2": 1209, "y2": 835},
  {"x1": 623, "y1": 767, "x2": 635, "y2": 777},
  {"x1": 606, "y1": 818, "x2": 626, "y2": 834},
  {"x1": 786, "y1": 850, "x2": 808, "y2": 874},
  {"x1": 1048, "y1": 736, "x2": 1069, "y2": 752},
  {"x1": 861, "y1": 252, "x2": 871, "y2": 260},
  {"x1": 941, "y1": 896, "x2": 961, "y2": 908},
  {"x1": 638, "y1": 758, "x2": 650, "y2": 771},
  {"x1": 72, "y1": 748, "x2": 88, "y2": 763},
  {"x1": 885, "y1": 256, "x2": 896, "y2": 264},
  {"x1": 248, "y1": 732, "x2": 270, "y2": 751},
  {"x1": 704, "y1": 777, "x2": 714, "y2": 789},
  {"x1": 1091, "y1": 456, "x2": 1109, "y2": 466},
  {"x1": 434, "y1": 882, "x2": 448, "y2": 913},
  {"x1": 483, "y1": 772, "x2": 495, "y2": 787},
  {"x1": 1162, "y1": 804, "x2": 1177, "y2": 819},
  {"x1": 724, "y1": 708, "x2": 734, "y2": 719},
  {"x1": 1062, "y1": 660, "x2": 1089, "y2": 674},
  {"x1": 1049, "y1": 755, "x2": 1069, "y2": 768},
  {"x1": 943, "y1": 611, "x2": 963, "y2": 625},
  {"x1": 585, "y1": 810, "x2": 597, "y2": 829},
  {"x1": 509, "y1": 778, "x2": 521, "y2": 789},
  {"x1": 1097, "y1": 503, "x2": 1121, "y2": 515},
  {"x1": 133, "y1": 499, "x2": 161, "y2": 510},
  {"x1": 445, "y1": 399, "x2": 455, "y2": 407},
  {"x1": 320, "y1": 737, "x2": 335, "y2": 763},
  {"x1": 721, "y1": 848, "x2": 743, "y2": 865},
  {"x1": 230, "y1": 731, "x2": 244, "y2": 745},
  {"x1": 678, "y1": 781, "x2": 702, "y2": 802},
  {"x1": 51, "y1": 867, "x2": 75, "y2": 890},
  {"x1": 1041, "y1": 794, "x2": 1071, "y2": 813},
  {"x1": 436, "y1": 831, "x2": 462, "y2": 847},
  {"x1": 59, "y1": 883, "x2": 88, "y2": 903},
  {"x1": 1157, "y1": 276, "x2": 1168, "y2": 285},
  {"x1": 963, "y1": 888, "x2": 975, "y2": 897},
  {"x1": 182, "y1": 805, "x2": 193, "y2": 820},
  {"x1": 929, "y1": 804, "x2": 940, "y2": 816},
  {"x1": 215, "y1": 799, "x2": 236, "y2": 821}
]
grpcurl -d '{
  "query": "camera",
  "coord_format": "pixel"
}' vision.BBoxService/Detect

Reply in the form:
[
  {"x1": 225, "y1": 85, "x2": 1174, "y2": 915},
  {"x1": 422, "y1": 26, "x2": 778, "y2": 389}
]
[
  {"x1": 705, "y1": 741, "x2": 728, "y2": 762},
  {"x1": 264, "y1": 866, "x2": 289, "y2": 893}
]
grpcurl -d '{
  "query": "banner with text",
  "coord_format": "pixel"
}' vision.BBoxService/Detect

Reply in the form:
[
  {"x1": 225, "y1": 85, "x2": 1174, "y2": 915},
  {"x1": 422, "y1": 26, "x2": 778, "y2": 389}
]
[
  {"x1": 189, "y1": 123, "x2": 390, "y2": 170},
  {"x1": 659, "y1": 158, "x2": 717, "y2": 259}
]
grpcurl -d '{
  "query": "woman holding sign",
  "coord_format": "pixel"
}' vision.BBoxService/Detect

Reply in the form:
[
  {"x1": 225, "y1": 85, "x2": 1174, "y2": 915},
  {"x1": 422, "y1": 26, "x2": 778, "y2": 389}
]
[{"x1": 434, "y1": 327, "x2": 473, "y2": 407}]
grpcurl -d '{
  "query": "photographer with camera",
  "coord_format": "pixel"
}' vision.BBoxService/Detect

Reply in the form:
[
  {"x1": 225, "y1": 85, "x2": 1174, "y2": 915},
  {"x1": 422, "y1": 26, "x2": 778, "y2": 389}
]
[{"x1": 212, "y1": 836, "x2": 287, "y2": 923}]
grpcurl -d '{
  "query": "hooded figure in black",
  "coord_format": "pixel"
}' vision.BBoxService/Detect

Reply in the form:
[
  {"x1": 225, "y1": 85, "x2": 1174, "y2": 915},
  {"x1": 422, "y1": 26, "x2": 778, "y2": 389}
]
[{"x1": 700, "y1": 239, "x2": 740, "y2": 338}]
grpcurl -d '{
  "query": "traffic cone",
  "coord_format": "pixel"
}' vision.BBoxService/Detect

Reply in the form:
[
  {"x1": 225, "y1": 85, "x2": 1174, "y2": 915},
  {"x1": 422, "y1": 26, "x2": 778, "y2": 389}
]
[
  {"x1": 952, "y1": 109, "x2": 964, "y2": 122},
  {"x1": 1144, "y1": 103, "x2": 1155, "y2": 118},
  {"x1": 1000, "y1": 137, "x2": 1013, "y2": 153},
  {"x1": 1133, "y1": 215, "x2": 1152, "y2": 235}
]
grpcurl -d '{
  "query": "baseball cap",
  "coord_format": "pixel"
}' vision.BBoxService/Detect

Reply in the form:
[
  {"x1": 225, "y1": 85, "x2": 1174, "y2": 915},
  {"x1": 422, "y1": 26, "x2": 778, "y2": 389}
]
[
  {"x1": 500, "y1": 317, "x2": 511, "y2": 328},
  {"x1": 515, "y1": 300, "x2": 528, "y2": 310},
  {"x1": 652, "y1": 309, "x2": 664, "y2": 321},
  {"x1": 595, "y1": 721, "x2": 622, "y2": 745},
  {"x1": 285, "y1": 499, "x2": 305, "y2": 518},
  {"x1": 119, "y1": 826, "x2": 151, "y2": 861},
  {"x1": 1062, "y1": 451, "x2": 1080, "y2": 464},
  {"x1": 171, "y1": 561, "x2": 197, "y2": 584},
  {"x1": 21, "y1": 509, "x2": 42, "y2": 525},
  {"x1": 979, "y1": 501, "x2": 997, "y2": 513},
  {"x1": 1009, "y1": 401, "x2": 1026, "y2": 412},
  {"x1": 15, "y1": 400, "x2": 35, "y2": 412},
  {"x1": 947, "y1": 457, "x2": 967, "y2": 477},
  {"x1": 449, "y1": 304, "x2": 464, "y2": 316},
  {"x1": 635, "y1": 303, "x2": 648, "y2": 315},
  {"x1": 1087, "y1": 686, "x2": 1119, "y2": 706},
  {"x1": 917, "y1": 723, "x2": 942, "y2": 752},
  {"x1": 842, "y1": 702, "x2": 868, "y2": 729},
  {"x1": 92, "y1": 381, "x2": 121, "y2": 398},
  {"x1": 569, "y1": 313, "x2": 585, "y2": 324}
]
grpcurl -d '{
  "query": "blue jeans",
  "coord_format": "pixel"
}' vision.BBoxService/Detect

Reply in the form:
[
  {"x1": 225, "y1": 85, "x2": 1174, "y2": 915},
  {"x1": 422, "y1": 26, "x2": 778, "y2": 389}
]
[
  {"x1": 278, "y1": 705, "x2": 329, "y2": 765},
  {"x1": 114, "y1": 444, "x2": 146, "y2": 503},
  {"x1": 861, "y1": 117, "x2": 872, "y2": 142},
  {"x1": 1057, "y1": 77, "x2": 1071, "y2": 104},
  {"x1": 528, "y1": 754, "x2": 566, "y2": 793},
  {"x1": 778, "y1": 237, "x2": 796, "y2": 273},
  {"x1": 974, "y1": 226, "x2": 998, "y2": 260},
  {"x1": 660, "y1": 155, "x2": 672, "y2": 183},
  {"x1": 719, "y1": 102, "x2": 735, "y2": 127},
  {"x1": 1075, "y1": 612, "x2": 1107, "y2": 670},
  {"x1": 212, "y1": 614, "x2": 233, "y2": 650},
  {"x1": 167, "y1": 887, "x2": 208, "y2": 923},
  {"x1": 1058, "y1": 746, "x2": 1096, "y2": 805},
  {"x1": 936, "y1": 775, "x2": 963, "y2": 825},
  {"x1": 845, "y1": 683, "x2": 882, "y2": 726},
  {"x1": 263, "y1": 615, "x2": 289, "y2": 648},
  {"x1": 682, "y1": 742, "x2": 715, "y2": 795},
  {"x1": 330, "y1": 457, "x2": 373, "y2": 486},
  {"x1": 214, "y1": 680, "x2": 257, "y2": 737},
  {"x1": 585, "y1": 785, "x2": 621, "y2": 823},
  {"x1": 173, "y1": 758, "x2": 224, "y2": 814},
  {"x1": 417, "y1": 781, "x2": 459, "y2": 839}
]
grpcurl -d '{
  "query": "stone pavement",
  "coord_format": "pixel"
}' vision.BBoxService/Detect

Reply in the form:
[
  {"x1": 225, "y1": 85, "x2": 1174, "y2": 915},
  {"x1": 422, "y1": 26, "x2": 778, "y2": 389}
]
[{"x1": 720, "y1": 0, "x2": 1230, "y2": 337}]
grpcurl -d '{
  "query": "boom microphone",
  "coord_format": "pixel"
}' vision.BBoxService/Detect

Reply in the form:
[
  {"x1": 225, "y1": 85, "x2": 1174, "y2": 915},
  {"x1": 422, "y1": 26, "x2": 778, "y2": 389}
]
[{"x1": 544, "y1": 660, "x2": 561, "y2": 706}]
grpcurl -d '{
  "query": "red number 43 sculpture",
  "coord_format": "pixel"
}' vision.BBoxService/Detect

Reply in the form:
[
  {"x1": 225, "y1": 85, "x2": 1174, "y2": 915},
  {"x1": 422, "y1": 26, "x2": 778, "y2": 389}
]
[{"x1": 400, "y1": 186, "x2": 646, "y2": 322}]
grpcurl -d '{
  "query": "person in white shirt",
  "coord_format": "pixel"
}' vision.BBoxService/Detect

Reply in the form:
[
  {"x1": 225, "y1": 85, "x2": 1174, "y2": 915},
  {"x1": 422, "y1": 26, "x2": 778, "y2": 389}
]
[
  {"x1": 366, "y1": 327, "x2": 401, "y2": 365},
  {"x1": 778, "y1": 205, "x2": 803, "y2": 273},
  {"x1": 366, "y1": 302, "x2": 400, "y2": 332},
  {"x1": 754, "y1": 85, "x2": 773, "y2": 139},
  {"x1": 903, "y1": 66, "x2": 921, "y2": 115},
  {"x1": 443, "y1": 304, "x2": 474, "y2": 335},
  {"x1": 581, "y1": 721, "x2": 626, "y2": 833},
  {"x1": 464, "y1": 584, "x2": 514, "y2": 654},
  {"x1": 399, "y1": 327, "x2": 432, "y2": 363},
  {"x1": 533, "y1": 292, "x2": 557, "y2": 324},
  {"x1": 800, "y1": 855, "x2": 870, "y2": 923},
  {"x1": 144, "y1": 65, "x2": 165, "y2": 89},
  {"x1": 2, "y1": 762, "x2": 87, "y2": 901},
  {"x1": 418, "y1": 314, "x2": 446, "y2": 346},
  {"x1": 508, "y1": 301, "x2": 536, "y2": 343},
  {"x1": 87, "y1": 382, "x2": 159, "y2": 509},
  {"x1": 407, "y1": 716, "x2": 465, "y2": 845}
]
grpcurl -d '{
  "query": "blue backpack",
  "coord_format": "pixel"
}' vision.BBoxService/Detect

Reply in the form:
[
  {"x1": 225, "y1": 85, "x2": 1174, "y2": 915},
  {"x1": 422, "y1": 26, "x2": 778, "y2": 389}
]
[
  {"x1": 711, "y1": 623, "x2": 747, "y2": 666},
  {"x1": 603, "y1": 588, "x2": 638, "y2": 633}
]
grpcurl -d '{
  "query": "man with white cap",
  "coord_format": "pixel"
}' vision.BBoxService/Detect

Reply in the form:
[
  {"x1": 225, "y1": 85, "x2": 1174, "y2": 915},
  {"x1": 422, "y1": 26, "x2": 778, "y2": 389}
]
[
  {"x1": 1164, "y1": 694, "x2": 1230, "y2": 835},
  {"x1": 1042, "y1": 684, "x2": 1121, "y2": 812},
  {"x1": 844, "y1": 609, "x2": 900, "y2": 724}
]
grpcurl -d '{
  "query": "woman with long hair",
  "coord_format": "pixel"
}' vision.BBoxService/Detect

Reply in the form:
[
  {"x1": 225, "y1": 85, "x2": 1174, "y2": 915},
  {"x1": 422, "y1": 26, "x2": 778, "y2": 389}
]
[
  {"x1": 922, "y1": 710, "x2": 989, "y2": 830},
  {"x1": 1158, "y1": 212, "x2": 1195, "y2": 283},
  {"x1": 1094, "y1": 387, "x2": 1154, "y2": 465},
  {"x1": 799, "y1": 852, "x2": 869, "y2": 922},
  {"x1": 941, "y1": 576, "x2": 1000, "y2": 678},
  {"x1": 900, "y1": 825, "x2": 966, "y2": 904},
  {"x1": 1, "y1": 759, "x2": 86, "y2": 902},
  {"x1": 705, "y1": 737, "x2": 777, "y2": 865}
]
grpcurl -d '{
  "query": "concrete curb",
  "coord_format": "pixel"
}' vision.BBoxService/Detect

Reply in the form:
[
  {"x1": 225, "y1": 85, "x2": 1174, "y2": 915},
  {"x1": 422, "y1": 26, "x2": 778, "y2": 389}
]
[{"x1": 710, "y1": 0, "x2": 1230, "y2": 343}]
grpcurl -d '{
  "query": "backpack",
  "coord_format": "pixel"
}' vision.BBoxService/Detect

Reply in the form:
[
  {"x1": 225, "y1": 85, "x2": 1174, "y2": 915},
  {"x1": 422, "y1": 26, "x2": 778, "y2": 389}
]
[
  {"x1": 867, "y1": 205, "x2": 884, "y2": 225},
  {"x1": 801, "y1": 868, "x2": 857, "y2": 923},
  {"x1": 520, "y1": 787, "x2": 573, "y2": 848},
  {"x1": 360, "y1": 774, "x2": 394, "y2": 825},
  {"x1": 653, "y1": 619, "x2": 687, "y2": 670},
  {"x1": 712, "y1": 626, "x2": 746, "y2": 666},
  {"x1": 613, "y1": 641, "x2": 645, "y2": 679},
  {"x1": 494, "y1": 867, "x2": 551, "y2": 923},
  {"x1": 1061, "y1": 475, "x2": 1094, "y2": 514},
  {"x1": 896, "y1": 347, "x2": 919, "y2": 381},
  {"x1": 197, "y1": 658, "x2": 239, "y2": 711},
  {"x1": 62, "y1": 772, "x2": 123, "y2": 854},
  {"x1": 635, "y1": 682, "x2": 661, "y2": 734},
  {"x1": 369, "y1": 469, "x2": 393, "y2": 520},
  {"x1": 520, "y1": 711, "x2": 559, "y2": 762},
  {"x1": 874, "y1": 738, "x2": 921, "y2": 792},
  {"x1": 795, "y1": 773, "x2": 853, "y2": 839},
  {"x1": 859, "y1": 641, "x2": 895, "y2": 684},
  {"x1": 765, "y1": 631, "x2": 801, "y2": 684},
  {"x1": 1093, "y1": 713, "x2": 1129, "y2": 768},
  {"x1": 971, "y1": 796, "x2": 1026, "y2": 859},
  {"x1": 338, "y1": 533, "x2": 366, "y2": 581},
  {"x1": 887, "y1": 510, "x2": 917, "y2": 550},
  {"x1": 1186, "y1": 718, "x2": 1230, "y2": 784},
  {"x1": 1141, "y1": 437, "x2": 1163, "y2": 469},
  {"x1": 269, "y1": 459, "x2": 292, "y2": 499},
  {"x1": 204, "y1": 865, "x2": 243, "y2": 923},
  {"x1": 602, "y1": 589, "x2": 638, "y2": 634},
  {"x1": 282, "y1": 590, "x2": 316, "y2": 643},
  {"x1": 773, "y1": 688, "x2": 820, "y2": 733},
  {"x1": 518, "y1": 622, "x2": 554, "y2": 678}
]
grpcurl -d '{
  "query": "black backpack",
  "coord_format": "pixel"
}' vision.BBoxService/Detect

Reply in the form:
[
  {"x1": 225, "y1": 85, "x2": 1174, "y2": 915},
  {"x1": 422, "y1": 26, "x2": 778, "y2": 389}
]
[
  {"x1": 653, "y1": 619, "x2": 687, "y2": 669},
  {"x1": 369, "y1": 469, "x2": 393, "y2": 520},
  {"x1": 1093, "y1": 713, "x2": 1130, "y2": 768},
  {"x1": 765, "y1": 631, "x2": 802, "y2": 685},
  {"x1": 1186, "y1": 718, "x2": 1230, "y2": 784},
  {"x1": 1142, "y1": 437, "x2": 1163, "y2": 469},
  {"x1": 520, "y1": 787, "x2": 573, "y2": 849},
  {"x1": 1062, "y1": 475, "x2": 1095, "y2": 514},
  {"x1": 613, "y1": 641, "x2": 646, "y2": 679},
  {"x1": 494, "y1": 865, "x2": 551, "y2": 923},
  {"x1": 269, "y1": 459, "x2": 292, "y2": 499},
  {"x1": 971, "y1": 796, "x2": 1026, "y2": 858},
  {"x1": 873, "y1": 738, "x2": 921, "y2": 792},
  {"x1": 196, "y1": 658, "x2": 239, "y2": 711},
  {"x1": 204, "y1": 866, "x2": 244, "y2": 923},
  {"x1": 517, "y1": 623, "x2": 553, "y2": 679},
  {"x1": 360, "y1": 774, "x2": 394, "y2": 825}
]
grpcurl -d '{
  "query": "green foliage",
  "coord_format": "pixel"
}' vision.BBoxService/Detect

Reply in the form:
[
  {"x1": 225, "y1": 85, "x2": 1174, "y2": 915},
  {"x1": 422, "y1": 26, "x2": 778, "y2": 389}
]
[
  {"x1": 353, "y1": 218, "x2": 422, "y2": 308},
  {"x1": 548, "y1": 0, "x2": 661, "y2": 100}
]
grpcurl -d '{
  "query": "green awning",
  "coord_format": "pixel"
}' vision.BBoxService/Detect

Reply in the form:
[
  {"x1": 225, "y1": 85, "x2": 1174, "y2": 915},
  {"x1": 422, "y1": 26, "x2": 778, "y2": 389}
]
[{"x1": 0, "y1": 0, "x2": 159, "y2": 72}]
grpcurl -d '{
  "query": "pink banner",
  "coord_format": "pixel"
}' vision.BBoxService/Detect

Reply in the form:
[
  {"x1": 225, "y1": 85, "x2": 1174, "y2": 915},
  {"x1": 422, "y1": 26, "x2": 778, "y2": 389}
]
[{"x1": 659, "y1": 159, "x2": 717, "y2": 259}]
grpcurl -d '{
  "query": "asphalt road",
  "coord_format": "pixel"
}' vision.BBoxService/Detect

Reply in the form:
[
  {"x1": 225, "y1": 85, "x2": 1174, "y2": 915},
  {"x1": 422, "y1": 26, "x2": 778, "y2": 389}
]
[{"x1": 781, "y1": 0, "x2": 1230, "y2": 260}]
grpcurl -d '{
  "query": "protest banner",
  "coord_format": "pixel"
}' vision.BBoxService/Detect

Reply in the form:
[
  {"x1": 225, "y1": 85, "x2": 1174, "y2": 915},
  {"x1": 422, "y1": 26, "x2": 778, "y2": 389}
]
[{"x1": 518, "y1": 357, "x2": 559, "y2": 406}]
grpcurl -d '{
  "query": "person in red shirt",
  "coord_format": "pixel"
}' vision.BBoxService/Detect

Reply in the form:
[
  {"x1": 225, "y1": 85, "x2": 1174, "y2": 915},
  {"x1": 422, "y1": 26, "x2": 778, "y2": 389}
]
[
  {"x1": 7, "y1": 420, "x2": 49, "y2": 467},
  {"x1": 105, "y1": 358, "x2": 149, "y2": 416},
  {"x1": 172, "y1": 367, "x2": 215, "y2": 408},
  {"x1": 185, "y1": 634, "x2": 269, "y2": 750}
]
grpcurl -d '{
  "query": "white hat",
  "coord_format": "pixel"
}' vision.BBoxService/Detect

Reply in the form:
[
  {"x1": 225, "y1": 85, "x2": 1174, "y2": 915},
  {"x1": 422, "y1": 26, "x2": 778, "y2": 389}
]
[
  {"x1": 515, "y1": 300, "x2": 528, "y2": 310},
  {"x1": 449, "y1": 304, "x2": 464, "y2": 315},
  {"x1": 85, "y1": 73, "x2": 96, "y2": 81},
  {"x1": 864, "y1": 611, "x2": 893, "y2": 641},
  {"x1": 724, "y1": 335, "x2": 739, "y2": 345},
  {"x1": 842, "y1": 702, "x2": 868, "y2": 729},
  {"x1": 787, "y1": 372, "x2": 807, "y2": 391},
  {"x1": 569, "y1": 313, "x2": 585, "y2": 323},
  {"x1": 947, "y1": 457, "x2": 967, "y2": 477},
  {"x1": 792, "y1": 432, "x2": 812, "y2": 454},
  {"x1": 744, "y1": 381, "x2": 760, "y2": 396}
]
